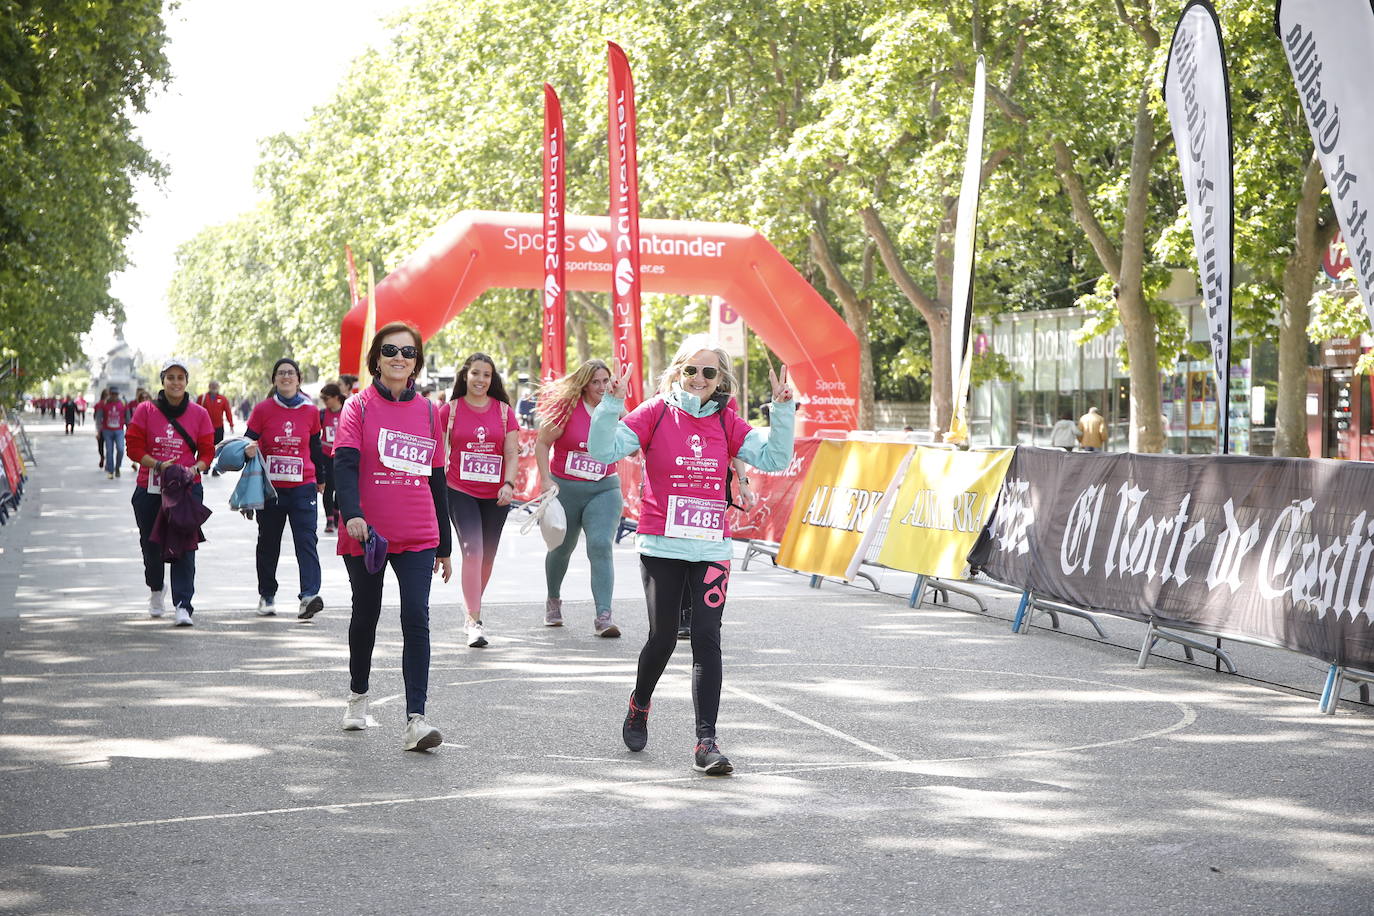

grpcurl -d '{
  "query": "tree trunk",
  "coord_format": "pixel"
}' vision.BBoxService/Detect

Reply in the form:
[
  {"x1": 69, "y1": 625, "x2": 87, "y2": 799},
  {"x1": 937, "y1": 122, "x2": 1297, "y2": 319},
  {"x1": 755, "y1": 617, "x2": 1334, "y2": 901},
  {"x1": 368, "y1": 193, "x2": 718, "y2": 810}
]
[
  {"x1": 1274, "y1": 154, "x2": 1333, "y2": 457},
  {"x1": 808, "y1": 220, "x2": 875, "y2": 429},
  {"x1": 1117, "y1": 83, "x2": 1164, "y2": 454},
  {"x1": 570, "y1": 309, "x2": 590, "y2": 364}
]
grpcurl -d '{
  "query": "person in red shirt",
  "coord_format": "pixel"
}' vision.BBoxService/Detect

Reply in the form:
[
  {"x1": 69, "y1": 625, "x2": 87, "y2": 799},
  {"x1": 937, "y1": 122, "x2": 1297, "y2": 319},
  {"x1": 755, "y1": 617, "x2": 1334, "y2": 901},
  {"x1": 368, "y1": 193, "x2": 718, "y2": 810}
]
[
  {"x1": 244, "y1": 357, "x2": 325, "y2": 619},
  {"x1": 195, "y1": 379, "x2": 235, "y2": 445},
  {"x1": 126, "y1": 359, "x2": 216, "y2": 626},
  {"x1": 318, "y1": 382, "x2": 346, "y2": 534},
  {"x1": 97, "y1": 388, "x2": 128, "y2": 478}
]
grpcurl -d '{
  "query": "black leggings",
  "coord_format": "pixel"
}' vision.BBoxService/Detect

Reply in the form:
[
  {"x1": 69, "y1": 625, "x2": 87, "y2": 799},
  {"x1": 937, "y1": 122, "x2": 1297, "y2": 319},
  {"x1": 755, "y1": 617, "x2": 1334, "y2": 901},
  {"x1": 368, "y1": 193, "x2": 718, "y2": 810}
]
[{"x1": 635, "y1": 555, "x2": 731, "y2": 739}]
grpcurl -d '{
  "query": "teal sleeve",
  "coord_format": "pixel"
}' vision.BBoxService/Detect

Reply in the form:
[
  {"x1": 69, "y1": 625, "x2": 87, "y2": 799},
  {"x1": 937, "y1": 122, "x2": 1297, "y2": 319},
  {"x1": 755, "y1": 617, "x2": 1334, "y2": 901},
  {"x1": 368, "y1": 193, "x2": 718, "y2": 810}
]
[
  {"x1": 735, "y1": 400, "x2": 796, "y2": 471},
  {"x1": 588, "y1": 395, "x2": 641, "y2": 464}
]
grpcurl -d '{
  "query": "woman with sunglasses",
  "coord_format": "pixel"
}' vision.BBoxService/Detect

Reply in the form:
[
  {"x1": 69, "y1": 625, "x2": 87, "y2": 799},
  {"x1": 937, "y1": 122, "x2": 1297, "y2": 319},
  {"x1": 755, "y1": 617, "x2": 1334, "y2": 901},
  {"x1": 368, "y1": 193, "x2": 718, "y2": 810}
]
[
  {"x1": 589, "y1": 333, "x2": 794, "y2": 775},
  {"x1": 442, "y1": 353, "x2": 519, "y2": 648},
  {"x1": 334, "y1": 323, "x2": 452, "y2": 751},
  {"x1": 243, "y1": 357, "x2": 325, "y2": 619},
  {"x1": 535, "y1": 358, "x2": 623, "y2": 636}
]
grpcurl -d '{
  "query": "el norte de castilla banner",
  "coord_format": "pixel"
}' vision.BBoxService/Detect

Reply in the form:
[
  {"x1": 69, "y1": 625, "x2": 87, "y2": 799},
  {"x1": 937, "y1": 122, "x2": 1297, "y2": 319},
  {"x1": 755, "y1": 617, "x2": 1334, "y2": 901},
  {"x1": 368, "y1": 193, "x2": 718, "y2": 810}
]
[{"x1": 968, "y1": 448, "x2": 1374, "y2": 670}]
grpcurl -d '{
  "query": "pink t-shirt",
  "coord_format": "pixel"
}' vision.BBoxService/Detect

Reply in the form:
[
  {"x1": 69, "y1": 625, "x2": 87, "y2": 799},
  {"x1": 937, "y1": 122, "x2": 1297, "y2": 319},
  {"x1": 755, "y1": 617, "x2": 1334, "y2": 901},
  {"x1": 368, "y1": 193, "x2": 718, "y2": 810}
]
[
  {"x1": 247, "y1": 398, "x2": 322, "y2": 487},
  {"x1": 550, "y1": 400, "x2": 613, "y2": 482},
  {"x1": 442, "y1": 398, "x2": 519, "y2": 499},
  {"x1": 320, "y1": 407, "x2": 343, "y2": 457},
  {"x1": 128, "y1": 401, "x2": 215, "y2": 490},
  {"x1": 99, "y1": 401, "x2": 127, "y2": 430},
  {"x1": 623, "y1": 397, "x2": 751, "y2": 539},
  {"x1": 333, "y1": 388, "x2": 444, "y2": 557}
]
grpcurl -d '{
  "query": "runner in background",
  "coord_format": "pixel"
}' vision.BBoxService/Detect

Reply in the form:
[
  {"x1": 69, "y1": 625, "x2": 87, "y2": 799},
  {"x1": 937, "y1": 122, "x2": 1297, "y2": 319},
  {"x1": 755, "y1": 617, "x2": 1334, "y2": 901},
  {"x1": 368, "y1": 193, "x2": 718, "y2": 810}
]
[
  {"x1": 535, "y1": 359, "x2": 622, "y2": 637},
  {"x1": 318, "y1": 383, "x2": 346, "y2": 535},
  {"x1": 334, "y1": 322, "x2": 452, "y2": 751},
  {"x1": 61, "y1": 396, "x2": 76, "y2": 434},
  {"x1": 244, "y1": 358, "x2": 325, "y2": 620},
  {"x1": 195, "y1": 380, "x2": 235, "y2": 445},
  {"x1": 98, "y1": 388, "x2": 128, "y2": 479},
  {"x1": 442, "y1": 353, "x2": 519, "y2": 648},
  {"x1": 589, "y1": 334, "x2": 795, "y2": 775},
  {"x1": 126, "y1": 359, "x2": 215, "y2": 626},
  {"x1": 76, "y1": 394, "x2": 87, "y2": 426},
  {"x1": 93, "y1": 388, "x2": 108, "y2": 469}
]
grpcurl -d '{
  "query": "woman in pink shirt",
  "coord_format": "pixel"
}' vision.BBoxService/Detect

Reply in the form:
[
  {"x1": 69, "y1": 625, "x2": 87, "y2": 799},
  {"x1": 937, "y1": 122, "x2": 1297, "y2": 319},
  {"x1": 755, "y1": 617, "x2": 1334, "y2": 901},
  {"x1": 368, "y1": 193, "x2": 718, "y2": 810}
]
[
  {"x1": 318, "y1": 382, "x2": 346, "y2": 534},
  {"x1": 535, "y1": 359, "x2": 623, "y2": 636},
  {"x1": 244, "y1": 358, "x2": 325, "y2": 619},
  {"x1": 442, "y1": 353, "x2": 519, "y2": 648},
  {"x1": 125, "y1": 359, "x2": 216, "y2": 626},
  {"x1": 98, "y1": 388, "x2": 128, "y2": 479},
  {"x1": 334, "y1": 322, "x2": 452, "y2": 752}
]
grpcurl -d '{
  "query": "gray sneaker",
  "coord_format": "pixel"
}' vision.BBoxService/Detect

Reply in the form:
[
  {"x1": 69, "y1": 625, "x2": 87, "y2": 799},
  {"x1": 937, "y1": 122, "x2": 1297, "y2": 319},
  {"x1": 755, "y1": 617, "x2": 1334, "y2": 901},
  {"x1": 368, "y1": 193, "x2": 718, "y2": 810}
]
[
  {"x1": 594, "y1": 612, "x2": 620, "y2": 638},
  {"x1": 544, "y1": 597, "x2": 564, "y2": 627}
]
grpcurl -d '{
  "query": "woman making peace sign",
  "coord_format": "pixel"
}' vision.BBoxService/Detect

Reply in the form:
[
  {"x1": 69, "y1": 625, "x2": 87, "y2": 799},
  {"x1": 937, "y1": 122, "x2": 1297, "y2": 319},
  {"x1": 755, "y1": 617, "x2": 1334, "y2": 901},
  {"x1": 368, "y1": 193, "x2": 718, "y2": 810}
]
[{"x1": 588, "y1": 334, "x2": 794, "y2": 775}]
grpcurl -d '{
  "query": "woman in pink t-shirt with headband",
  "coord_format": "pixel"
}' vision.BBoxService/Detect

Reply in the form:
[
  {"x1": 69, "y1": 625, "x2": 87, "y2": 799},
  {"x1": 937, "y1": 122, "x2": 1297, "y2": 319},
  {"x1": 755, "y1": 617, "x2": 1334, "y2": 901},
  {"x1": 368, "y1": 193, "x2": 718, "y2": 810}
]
[
  {"x1": 535, "y1": 359, "x2": 624, "y2": 636},
  {"x1": 441, "y1": 352, "x2": 520, "y2": 648},
  {"x1": 588, "y1": 333, "x2": 795, "y2": 776},
  {"x1": 334, "y1": 321, "x2": 452, "y2": 752},
  {"x1": 244, "y1": 357, "x2": 325, "y2": 620}
]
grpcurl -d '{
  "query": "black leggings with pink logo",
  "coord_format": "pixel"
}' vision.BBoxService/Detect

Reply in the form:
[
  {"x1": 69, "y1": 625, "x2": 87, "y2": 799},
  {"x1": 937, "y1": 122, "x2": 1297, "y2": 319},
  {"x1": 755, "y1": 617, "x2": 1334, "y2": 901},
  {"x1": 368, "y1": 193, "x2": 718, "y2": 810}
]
[{"x1": 635, "y1": 555, "x2": 731, "y2": 740}]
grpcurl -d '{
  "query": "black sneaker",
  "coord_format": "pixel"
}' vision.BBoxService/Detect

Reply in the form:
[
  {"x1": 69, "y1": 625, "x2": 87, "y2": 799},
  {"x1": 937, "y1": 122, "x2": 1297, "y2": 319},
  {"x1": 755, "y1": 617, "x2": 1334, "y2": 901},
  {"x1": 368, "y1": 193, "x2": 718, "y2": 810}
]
[
  {"x1": 622, "y1": 694, "x2": 650, "y2": 751},
  {"x1": 693, "y1": 737, "x2": 733, "y2": 775}
]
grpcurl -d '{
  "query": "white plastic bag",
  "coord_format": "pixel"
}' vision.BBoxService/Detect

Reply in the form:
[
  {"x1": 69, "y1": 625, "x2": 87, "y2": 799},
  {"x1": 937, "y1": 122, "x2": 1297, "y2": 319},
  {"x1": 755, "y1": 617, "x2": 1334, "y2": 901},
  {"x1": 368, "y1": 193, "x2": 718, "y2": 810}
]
[{"x1": 520, "y1": 485, "x2": 566, "y2": 549}]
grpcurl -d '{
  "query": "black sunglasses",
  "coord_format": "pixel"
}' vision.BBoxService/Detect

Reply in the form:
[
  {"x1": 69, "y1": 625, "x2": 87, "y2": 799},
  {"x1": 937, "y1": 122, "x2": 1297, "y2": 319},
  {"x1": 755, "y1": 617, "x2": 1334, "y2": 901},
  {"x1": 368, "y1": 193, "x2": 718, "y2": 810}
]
[
  {"x1": 681, "y1": 365, "x2": 719, "y2": 380},
  {"x1": 380, "y1": 343, "x2": 419, "y2": 360}
]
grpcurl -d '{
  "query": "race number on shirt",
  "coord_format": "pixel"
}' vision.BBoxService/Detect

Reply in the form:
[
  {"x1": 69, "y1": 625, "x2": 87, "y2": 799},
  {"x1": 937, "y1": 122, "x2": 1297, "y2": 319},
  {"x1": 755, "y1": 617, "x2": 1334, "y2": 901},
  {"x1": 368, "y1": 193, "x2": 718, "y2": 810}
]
[
  {"x1": 563, "y1": 451, "x2": 607, "y2": 481},
  {"x1": 459, "y1": 451, "x2": 502, "y2": 483},
  {"x1": 148, "y1": 468, "x2": 162, "y2": 495},
  {"x1": 266, "y1": 454, "x2": 304, "y2": 482},
  {"x1": 377, "y1": 428, "x2": 436, "y2": 476},
  {"x1": 664, "y1": 495, "x2": 725, "y2": 541},
  {"x1": 324, "y1": 425, "x2": 336, "y2": 444}
]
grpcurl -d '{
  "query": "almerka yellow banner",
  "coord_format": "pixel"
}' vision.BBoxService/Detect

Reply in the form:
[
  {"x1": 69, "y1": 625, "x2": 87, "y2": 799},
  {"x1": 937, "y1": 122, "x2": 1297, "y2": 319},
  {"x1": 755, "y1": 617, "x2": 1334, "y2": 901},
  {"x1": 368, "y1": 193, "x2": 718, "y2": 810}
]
[
  {"x1": 877, "y1": 446, "x2": 1013, "y2": 579},
  {"x1": 776, "y1": 440, "x2": 913, "y2": 581}
]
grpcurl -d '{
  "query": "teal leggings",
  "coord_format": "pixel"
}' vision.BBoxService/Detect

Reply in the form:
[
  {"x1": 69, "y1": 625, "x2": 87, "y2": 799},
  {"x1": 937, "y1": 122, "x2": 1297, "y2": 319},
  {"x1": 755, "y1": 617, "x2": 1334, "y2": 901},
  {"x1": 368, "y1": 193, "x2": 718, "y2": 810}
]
[{"x1": 545, "y1": 474, "x2": 622, "y2": 613}]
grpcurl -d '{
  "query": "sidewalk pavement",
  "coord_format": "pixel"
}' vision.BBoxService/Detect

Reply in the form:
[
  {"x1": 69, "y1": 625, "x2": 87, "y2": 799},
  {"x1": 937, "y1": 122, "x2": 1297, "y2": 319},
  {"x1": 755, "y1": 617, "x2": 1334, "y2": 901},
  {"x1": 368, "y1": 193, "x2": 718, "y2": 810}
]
[{"x1": 1, "y1": 418, "x2": 1371, "y2": 915}]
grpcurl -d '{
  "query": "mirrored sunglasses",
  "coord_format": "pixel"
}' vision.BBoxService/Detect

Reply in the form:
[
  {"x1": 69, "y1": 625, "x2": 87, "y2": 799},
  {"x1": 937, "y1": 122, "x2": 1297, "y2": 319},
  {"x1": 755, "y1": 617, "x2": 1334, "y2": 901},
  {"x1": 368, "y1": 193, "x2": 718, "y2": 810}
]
[
  {"x1": 380, "y1": 344, "x2": 419, "y2": 360},
  {"x1": 681, "y1": 365, "x2": 719, "y2": 380}
]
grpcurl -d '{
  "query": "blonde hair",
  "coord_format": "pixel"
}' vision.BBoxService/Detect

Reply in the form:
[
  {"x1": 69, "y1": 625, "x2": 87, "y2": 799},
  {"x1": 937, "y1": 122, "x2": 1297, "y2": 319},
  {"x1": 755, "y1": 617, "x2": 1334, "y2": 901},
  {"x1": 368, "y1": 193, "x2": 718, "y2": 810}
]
[
  {"x1": 658, "y1": 333, "x2": 737, "y2": 399},
  {"x1": 536, "y1": 359, "x2": 611, "y2": 428}
]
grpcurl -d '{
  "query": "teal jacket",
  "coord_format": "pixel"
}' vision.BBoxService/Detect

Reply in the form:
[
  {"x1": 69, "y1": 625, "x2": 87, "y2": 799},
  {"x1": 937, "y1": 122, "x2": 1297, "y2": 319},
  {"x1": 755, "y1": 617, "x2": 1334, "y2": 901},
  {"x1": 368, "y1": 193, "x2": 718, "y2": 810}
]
[{"x1": 589, "y1": 386, "x2": 796, "y2": 561}]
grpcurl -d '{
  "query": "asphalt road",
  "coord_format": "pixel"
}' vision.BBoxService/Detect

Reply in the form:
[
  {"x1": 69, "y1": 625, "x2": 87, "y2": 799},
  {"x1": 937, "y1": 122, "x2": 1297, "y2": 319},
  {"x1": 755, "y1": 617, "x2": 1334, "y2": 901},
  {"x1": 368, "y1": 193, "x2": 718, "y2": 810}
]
[{"x1": 1, "y1": 418, "x2": 1371, "y2": 915}]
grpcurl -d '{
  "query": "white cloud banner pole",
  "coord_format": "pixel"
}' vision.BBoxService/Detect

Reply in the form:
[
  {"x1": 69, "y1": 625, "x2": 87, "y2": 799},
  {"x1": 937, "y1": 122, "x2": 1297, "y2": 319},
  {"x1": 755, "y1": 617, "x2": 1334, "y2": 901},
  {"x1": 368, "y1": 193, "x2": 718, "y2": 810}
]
[
  {"x1": 1164, "y1": 0, "x2": 1234, "y2": 454},
  {"x1": 946, "y1": 56, "x2": 985, "y2": 445},
  {"x1": 1276, "y1": 0, "x2": 1374, "y2": 328}
]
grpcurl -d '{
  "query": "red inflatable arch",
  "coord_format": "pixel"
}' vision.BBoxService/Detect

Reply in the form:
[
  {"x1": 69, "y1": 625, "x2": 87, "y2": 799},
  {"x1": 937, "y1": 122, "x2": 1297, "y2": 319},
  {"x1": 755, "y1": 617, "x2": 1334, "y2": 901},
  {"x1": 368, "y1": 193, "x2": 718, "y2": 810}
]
[{"x1": 339, "y1": 210, "x2": 859, "y2": 434}]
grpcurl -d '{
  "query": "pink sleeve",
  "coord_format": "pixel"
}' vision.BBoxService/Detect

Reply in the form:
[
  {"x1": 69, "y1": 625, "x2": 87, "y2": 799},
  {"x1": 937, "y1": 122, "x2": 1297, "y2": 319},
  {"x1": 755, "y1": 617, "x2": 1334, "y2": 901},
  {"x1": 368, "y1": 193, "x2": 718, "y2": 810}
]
[
  {"x1": 246, "y1": 401, "x2": 265, "y2": 436},
  {"x1": 622, "y1": 399, "x2": 660, "y2": 446},
  {"x1": 334, "y1": 396, "x2": 365, "y2": 452}
]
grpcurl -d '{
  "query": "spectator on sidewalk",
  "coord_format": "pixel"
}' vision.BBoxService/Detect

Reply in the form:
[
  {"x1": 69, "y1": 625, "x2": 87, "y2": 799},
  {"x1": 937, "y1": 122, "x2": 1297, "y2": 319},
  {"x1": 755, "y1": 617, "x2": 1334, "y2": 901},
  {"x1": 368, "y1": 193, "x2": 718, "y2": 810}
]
[
  {"x1": 1079, "y1": 406, "x2": 1107, "y2": 452},
  {"x1": 1050, "y1": 413, "x2": 1082, "y2": 452}
]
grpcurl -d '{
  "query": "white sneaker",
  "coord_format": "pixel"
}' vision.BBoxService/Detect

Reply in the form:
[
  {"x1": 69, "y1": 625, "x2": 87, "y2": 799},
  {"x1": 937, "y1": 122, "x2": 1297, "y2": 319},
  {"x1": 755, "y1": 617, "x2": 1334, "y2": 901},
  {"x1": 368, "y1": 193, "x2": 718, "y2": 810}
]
[
  {"x1": 256, "y1": 597, "x2": 276, "y2": 617},
  {"x1": 402, "y1": 713, "x2": 443, "y2": 751},
  {"x1": 297, "y1": 595, "x2": 323, "y2": 620},
  {"x1": 148, "y1": 590, "x2": 165, "y2": 618},
  {"x1": 342, "y1": 692, "x2": 368, "y2": 731},
  {"x1": 466, "y1": 619, "x2": 488, "y2": 648},
  {"x1": 173, "y1": 606, "x2": 193, "y2": 627}
]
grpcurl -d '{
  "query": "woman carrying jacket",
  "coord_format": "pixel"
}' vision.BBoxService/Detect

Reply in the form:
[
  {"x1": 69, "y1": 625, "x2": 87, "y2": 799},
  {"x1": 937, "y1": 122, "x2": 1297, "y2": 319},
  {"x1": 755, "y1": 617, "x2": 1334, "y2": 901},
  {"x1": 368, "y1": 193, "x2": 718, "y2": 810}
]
[
  {"x1": 589, "y1": 334, "x2": 795, "y2": 775},
  {"x1": 243, "y1": 358, "x2": 325, "y2": 619},
  {"x1": 126, "y1": 359, "x2": 216, "y2": 626}
]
